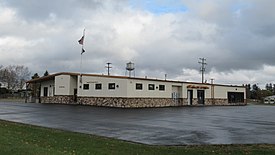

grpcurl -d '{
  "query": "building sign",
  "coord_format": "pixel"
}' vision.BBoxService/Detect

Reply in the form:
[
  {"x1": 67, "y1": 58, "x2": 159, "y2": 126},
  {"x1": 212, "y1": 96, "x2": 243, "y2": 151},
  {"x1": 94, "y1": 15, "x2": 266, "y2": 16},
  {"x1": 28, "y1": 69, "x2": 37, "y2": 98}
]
[
  {"x1": 87, "y1": 81, "x2": 99, "y2": 83},
  {"x1": 187, "y1": 85, "x2": 209, "y2": 89}
]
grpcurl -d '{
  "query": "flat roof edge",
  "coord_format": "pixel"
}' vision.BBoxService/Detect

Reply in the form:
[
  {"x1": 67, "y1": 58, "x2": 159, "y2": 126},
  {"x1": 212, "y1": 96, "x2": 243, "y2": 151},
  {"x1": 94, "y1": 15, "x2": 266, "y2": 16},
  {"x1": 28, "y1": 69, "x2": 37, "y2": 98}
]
[{"x1": 26, "y1": 72, "x2": 245, "y2": 88}]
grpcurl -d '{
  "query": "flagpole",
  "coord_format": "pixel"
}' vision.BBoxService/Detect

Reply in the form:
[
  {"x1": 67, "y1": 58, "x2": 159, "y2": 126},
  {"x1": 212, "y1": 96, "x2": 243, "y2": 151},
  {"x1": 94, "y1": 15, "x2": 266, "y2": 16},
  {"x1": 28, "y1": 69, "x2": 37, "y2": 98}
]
[
  {"x1": 80, "y1": 51, "x2": 83, "y2": 74},
  {"x1": 80, "y1": 29, "x2": 85, "y2": 78}
]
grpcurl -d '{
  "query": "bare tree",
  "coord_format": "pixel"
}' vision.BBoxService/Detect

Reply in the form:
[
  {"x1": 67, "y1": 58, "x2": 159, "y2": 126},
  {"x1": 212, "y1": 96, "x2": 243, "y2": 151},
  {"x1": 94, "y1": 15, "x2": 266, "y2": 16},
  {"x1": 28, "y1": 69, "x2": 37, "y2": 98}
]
[
  {"x1": 15, "y1": 65, "x2": 31, "y2": 89},
  {"x1": 0, "y1": 65, "x2": 31, "y2": 90},
  {"x1": 0, "y1": 65, "x2": 5, "y2": 88},
  {"x1": 0, "y1": 67, "x2": 15, "y2": 90}
]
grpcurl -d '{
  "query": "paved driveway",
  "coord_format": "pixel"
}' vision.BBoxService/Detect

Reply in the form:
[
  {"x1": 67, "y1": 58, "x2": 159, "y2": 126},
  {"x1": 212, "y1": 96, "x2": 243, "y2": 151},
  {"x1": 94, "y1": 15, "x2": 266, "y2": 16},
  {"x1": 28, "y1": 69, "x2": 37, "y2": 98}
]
[{"x1": 0, "y1": 102, "x2": 275, "y2": 145}]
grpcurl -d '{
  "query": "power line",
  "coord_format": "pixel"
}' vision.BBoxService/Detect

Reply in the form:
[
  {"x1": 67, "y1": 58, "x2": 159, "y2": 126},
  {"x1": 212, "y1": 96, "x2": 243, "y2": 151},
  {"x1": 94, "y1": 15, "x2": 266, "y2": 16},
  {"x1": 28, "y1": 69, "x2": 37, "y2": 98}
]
[{"x1": 198, "y1": 58, "x2": 207, "y2": 83}]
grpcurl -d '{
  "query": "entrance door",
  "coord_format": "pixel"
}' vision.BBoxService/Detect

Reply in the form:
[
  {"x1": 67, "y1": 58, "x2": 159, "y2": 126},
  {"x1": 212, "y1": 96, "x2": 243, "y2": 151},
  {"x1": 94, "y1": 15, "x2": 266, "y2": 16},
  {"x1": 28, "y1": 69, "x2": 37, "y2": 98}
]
[
  {"x1": 172, "y1": 86, "x2": 182, "y2": 104},
  {"x1": 187, "y1": 90, "x2": 193, "y2": 105},
  {"x1": 73, "y1": 88, "x2": 77, "y2": 102},
  {"x1": 43, "y1": 87, "x2": 48, "y2": 97},
  {"x1": 197, "y1": 90, "x2": 205, "y2": 105}
]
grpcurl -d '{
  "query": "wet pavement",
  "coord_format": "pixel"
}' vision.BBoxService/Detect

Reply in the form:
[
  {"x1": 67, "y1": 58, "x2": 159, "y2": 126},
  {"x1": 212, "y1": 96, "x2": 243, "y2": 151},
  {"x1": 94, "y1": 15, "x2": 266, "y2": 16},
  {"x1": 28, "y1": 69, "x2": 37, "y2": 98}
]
[{"x1": 0, "y1": 101, "x2": 275, "y2": 145}]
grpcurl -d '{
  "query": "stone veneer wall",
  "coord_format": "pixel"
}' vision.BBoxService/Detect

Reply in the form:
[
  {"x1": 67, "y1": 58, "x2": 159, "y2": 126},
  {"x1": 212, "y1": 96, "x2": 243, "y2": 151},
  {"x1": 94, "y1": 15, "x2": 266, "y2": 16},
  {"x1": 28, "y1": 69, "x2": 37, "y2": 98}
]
[
  {"x1": 40, "y1": 96, "x2": 247, "y2": 107},
  {"x1": 180, "y1": 98, "x2": 246, "y2": 106},
  {"x1": 77, "y1": 97, "x2": 183, "y2": 108},
  {"x1": 205, "y1": 98, "x2": 246, "y2": 106},
  {"x1": 40, "y1": 96, "x2": 74, "y2": 104}
]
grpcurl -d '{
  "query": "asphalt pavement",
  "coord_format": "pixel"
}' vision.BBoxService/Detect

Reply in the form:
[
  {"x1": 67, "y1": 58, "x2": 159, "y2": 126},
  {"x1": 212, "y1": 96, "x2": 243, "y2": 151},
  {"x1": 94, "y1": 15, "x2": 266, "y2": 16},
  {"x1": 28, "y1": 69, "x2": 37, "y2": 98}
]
[{"x1": 0, "y1": 101, "x2": 275, "y2": 145}]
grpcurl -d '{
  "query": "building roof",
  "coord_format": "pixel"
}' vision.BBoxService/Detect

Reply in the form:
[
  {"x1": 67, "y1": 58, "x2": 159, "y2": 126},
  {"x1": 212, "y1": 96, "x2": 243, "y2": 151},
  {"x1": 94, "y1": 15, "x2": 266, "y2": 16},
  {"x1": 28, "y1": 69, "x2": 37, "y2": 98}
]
[
  {"x1": 26, "y1": 72, "x2": 78, "y2": 83},
  {"x1": 26, "y1": 72, "x2": 245, "y2": 88},
  {"x1": 264, "y1": 95, "x2": 275, "y2": 99}
]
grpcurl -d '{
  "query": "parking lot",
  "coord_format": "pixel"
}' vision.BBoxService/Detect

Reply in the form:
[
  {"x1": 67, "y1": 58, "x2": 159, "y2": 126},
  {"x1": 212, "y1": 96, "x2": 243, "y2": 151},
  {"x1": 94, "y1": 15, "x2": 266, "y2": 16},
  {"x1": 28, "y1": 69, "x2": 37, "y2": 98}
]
[{"x1": 0, "y1": 102, "x2": 275, "y2": 145}]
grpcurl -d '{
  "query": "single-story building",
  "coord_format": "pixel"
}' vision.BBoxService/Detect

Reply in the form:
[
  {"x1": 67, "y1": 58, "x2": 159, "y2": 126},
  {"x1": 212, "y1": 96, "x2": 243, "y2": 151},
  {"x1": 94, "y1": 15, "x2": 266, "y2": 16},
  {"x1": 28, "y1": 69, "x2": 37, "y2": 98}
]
[
  {"x1": 0, "y1": 82, "x2": 8, "y2": 89},
  {"x1": 26, "y1": 72, "x2": 247, "y2": 108},
  {"x1": 264, "y1": 95, "x2": 275, "y2": 104}
]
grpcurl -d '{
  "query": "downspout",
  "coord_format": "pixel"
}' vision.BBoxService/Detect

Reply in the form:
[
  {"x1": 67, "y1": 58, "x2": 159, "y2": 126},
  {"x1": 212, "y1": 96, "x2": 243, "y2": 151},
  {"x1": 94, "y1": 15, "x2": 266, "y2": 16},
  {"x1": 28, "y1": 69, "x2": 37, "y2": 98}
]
[{"x1": 211, "y1": 79, "x2": 214, "y2": 105}]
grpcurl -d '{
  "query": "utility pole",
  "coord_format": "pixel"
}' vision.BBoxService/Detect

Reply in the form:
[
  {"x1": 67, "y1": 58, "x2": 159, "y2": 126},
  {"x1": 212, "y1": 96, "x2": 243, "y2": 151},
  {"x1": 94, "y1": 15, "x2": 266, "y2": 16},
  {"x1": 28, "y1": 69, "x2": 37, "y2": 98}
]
[
  {"x1": 198, "y1": 58, "x2": 207, "y2": 83},
  {"x1": 210, "y1": 78, "x2": 214, "y2": 84},
  {"x1": 105, "y1": 62, "x2": 112, "y2": 76}
]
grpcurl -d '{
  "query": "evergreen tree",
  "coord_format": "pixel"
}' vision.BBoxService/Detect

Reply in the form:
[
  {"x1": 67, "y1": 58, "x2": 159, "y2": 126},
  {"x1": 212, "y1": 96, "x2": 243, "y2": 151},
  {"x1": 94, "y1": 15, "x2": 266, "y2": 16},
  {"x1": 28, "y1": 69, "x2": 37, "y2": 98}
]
[
  {"x1": 245, "y1": 84, "x2": 251, "y2": 99},
  {"x1": 251, "y1": 84, "x2": 261, "y2": 100},
  {"x1": 252, "y1": 84, "x2": 259, "y2": 91},
  {"x1": 31, "y1": 73, "x2": 40, "y2": 79},
  {"x1": 266, "y1": 83, "x2": 273, "y2": 91},
  {"x1": 44, "y1": 70, "x2": 49, "y2": 76}
]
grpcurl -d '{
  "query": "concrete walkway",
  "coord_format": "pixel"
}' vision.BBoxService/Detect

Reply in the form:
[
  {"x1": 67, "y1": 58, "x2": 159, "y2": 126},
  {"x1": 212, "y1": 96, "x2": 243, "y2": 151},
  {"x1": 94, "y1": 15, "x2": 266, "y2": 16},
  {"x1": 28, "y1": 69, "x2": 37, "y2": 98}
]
[{"x1": 0, "y1": 102, "x2": 275, "y2": 145}]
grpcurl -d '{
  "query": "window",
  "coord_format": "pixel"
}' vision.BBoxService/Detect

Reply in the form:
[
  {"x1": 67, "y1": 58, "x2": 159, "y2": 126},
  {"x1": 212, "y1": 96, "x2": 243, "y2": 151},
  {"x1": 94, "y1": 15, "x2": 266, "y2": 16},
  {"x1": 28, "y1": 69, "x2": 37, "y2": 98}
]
[
  {"x1": 228, "y1": 92, "x2": 244, "y2": 103},
  {"x1": 108, "y1": 83, "x2": 115, "y2": 90},
  {"x1": 136, "y1": 83, "x2": 143, "y2": 90},
  {"x1": 95, "y1": 83, "x2": 102, "y2": 90},
  {"x1": 159, "y1": 85, "x2": 165, "y2": 91},
  {"x1": 83, "y1": 84, "x2": 89, "y2": 90},
  {"x1": 148, "y1": 84, "x2": 155, "y2": 90}
]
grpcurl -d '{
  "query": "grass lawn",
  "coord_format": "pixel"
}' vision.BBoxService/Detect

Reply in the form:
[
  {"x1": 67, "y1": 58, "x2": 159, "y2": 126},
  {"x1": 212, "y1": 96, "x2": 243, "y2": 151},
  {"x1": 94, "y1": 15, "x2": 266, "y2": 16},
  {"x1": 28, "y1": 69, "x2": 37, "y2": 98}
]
[
  {"x1": 0, "y1": 120, "x2": 274, "y2": 155},
  {"x1": 0, "y1": 98, "x2": 25, "y2": 102}
]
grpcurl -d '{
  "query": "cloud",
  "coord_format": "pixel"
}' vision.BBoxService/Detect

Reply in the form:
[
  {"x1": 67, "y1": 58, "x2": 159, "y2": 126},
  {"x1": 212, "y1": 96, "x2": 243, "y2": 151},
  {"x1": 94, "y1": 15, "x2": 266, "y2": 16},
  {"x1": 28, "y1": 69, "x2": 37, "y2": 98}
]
[
  {"x1": 0, "y1": 0, "x2": 275, "y2": 87},
  {"x1": 2, "y1": 0, "x2": 104, "y2": 21},
  {"x1": 175, "y1": 65, "x2": 275, "y2": 88}
]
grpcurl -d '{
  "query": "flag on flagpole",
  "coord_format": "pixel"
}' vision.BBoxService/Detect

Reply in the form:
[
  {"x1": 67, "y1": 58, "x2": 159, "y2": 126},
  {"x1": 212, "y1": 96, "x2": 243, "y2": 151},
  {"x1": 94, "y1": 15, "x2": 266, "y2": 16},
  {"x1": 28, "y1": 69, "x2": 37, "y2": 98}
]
[
  {"x1": 81, "y1": 48, "x2": 85, "y2": 55},
  {"x1": 78, "y1": 36, "x2": 84, "y2": 45}
]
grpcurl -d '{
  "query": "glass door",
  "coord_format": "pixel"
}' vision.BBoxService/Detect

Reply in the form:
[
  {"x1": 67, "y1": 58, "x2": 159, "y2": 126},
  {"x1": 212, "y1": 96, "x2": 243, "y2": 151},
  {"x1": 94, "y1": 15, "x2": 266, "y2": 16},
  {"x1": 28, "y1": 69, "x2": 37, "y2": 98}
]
[{"x1": 197, "y1": 90, "x2": 205, "y2": 105}]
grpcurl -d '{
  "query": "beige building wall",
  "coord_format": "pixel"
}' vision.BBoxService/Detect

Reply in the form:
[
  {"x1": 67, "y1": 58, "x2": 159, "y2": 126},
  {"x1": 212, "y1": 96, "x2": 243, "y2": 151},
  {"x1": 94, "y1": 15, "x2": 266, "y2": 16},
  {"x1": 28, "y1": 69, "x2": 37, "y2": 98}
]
[
  {"x1": 213, "y1": 85, "x2": 246, "y2": 99},
  {"x1": 55, "y1": 75, "x2": 73, "y2": 95},
  {"x1": 40, "y1": 80, "x2": 54, "y2": 97},
  {"x1": 126, "y1": 79, "x2": 173, "y2": 98},
  {"x1": 182, "y1": 83, "x2": 211, "y2": 98},
  {"x1": 78, "y1": 75, "x2": 128, "y2": 97},
  {"x1": 76, "y1": 75, "x2": 246, "y2": 100},
  {"x1": 69, "y1": 75, "x2": 77, "y2": 95},
  {"x1": 49, "y1": 73, "x2": 246, "y2": 101}
]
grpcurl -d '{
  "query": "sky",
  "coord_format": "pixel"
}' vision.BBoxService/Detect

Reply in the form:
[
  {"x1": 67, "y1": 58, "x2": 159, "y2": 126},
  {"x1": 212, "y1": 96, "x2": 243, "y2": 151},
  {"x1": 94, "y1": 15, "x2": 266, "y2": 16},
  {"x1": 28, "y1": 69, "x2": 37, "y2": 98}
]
[{"x1": 0, "y1": 0, "x2": 275, "y2": 87}]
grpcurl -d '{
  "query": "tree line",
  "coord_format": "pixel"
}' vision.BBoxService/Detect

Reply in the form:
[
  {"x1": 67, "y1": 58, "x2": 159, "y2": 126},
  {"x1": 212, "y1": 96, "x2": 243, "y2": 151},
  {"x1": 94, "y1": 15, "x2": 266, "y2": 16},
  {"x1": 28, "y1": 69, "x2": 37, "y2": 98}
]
[{"x1": 245, "y1": 83, "x2": 275, "y2": 101}]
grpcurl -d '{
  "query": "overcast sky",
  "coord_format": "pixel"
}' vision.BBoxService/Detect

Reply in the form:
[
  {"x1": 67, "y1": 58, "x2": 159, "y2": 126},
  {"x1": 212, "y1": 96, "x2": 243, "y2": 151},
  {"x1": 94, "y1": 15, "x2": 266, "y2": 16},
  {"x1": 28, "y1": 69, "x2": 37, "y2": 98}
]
[{"x1": 1, "y1": 0, "x2": 275, "y2": 87}]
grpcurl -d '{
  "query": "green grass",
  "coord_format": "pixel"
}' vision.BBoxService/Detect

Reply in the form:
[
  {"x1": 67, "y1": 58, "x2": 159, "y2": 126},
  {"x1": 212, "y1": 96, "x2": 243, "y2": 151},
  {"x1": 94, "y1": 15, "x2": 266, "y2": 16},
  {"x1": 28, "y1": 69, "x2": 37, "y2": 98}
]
[
  {"x1": 0, "y1": 98, "x2": 25, "y2": 102},
  {"x1": 0, "y1": 120, "x2": 275, "y2": 155}
]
